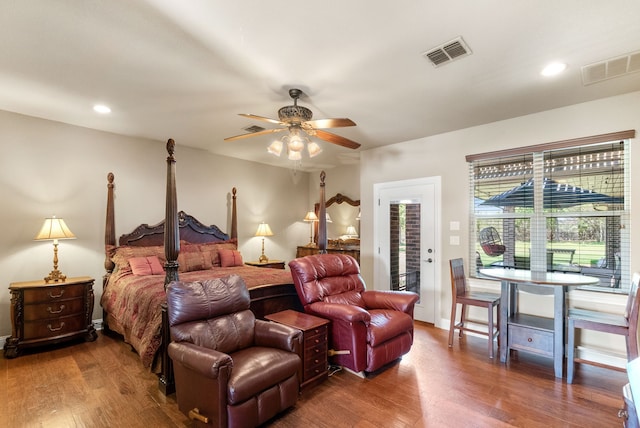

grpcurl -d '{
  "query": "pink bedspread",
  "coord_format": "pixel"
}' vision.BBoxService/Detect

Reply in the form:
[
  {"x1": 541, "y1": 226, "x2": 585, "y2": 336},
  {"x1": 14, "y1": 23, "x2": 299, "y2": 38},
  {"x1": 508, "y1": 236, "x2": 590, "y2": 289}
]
[{"x1": 100, "y1": 266, "x2": 293, "y2": 369}]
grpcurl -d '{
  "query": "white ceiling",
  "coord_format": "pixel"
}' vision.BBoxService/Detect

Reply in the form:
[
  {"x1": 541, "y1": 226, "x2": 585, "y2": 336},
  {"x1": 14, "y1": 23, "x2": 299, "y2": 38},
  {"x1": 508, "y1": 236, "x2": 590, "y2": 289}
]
[{"x1": 2, "y1": 1, "x2": 640, "y2": 171}]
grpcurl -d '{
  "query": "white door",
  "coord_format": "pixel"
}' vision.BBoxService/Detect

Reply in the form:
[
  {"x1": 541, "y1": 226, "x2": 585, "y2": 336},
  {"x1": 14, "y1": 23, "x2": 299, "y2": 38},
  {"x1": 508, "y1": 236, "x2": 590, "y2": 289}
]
[{"x1": 374, "y1": 177, "x2": 440, "y2": 323}]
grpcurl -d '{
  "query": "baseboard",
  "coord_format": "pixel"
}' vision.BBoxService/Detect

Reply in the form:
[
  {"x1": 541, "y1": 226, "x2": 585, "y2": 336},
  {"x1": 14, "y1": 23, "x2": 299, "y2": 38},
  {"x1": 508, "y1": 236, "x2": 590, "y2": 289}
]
[
  {"x1": 92, "y1": 318, "x2": 104, "y2": 331},
  {"x1": 575, "y1": 345, "x2": 626, "y2": 369}
]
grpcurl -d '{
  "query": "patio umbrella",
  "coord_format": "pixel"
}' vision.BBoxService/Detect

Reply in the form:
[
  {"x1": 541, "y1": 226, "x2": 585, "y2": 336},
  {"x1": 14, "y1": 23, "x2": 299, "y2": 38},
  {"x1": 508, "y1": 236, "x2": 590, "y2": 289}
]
[{"x1": 481, "y1": 178, "x2": 623, "y2": 209}]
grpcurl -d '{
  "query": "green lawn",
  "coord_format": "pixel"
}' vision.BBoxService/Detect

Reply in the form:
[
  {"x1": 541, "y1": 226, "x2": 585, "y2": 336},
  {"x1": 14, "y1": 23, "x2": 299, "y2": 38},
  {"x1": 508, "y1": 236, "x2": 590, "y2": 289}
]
[{"x1": 477, "y1": 241, "x2": 606, "y2": 267}]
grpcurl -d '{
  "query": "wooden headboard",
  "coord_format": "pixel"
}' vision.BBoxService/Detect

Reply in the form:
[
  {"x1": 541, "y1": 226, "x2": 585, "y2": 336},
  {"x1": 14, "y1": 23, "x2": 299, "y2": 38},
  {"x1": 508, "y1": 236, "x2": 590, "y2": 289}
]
[{"x1": 103, "y1": 138, "x2": 238, "y2": 288}]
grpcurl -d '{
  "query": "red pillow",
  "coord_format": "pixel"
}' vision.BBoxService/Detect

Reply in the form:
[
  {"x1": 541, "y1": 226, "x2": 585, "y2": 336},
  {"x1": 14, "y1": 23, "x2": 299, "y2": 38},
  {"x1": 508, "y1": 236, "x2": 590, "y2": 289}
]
[
  {"x1": 219, "y1": 249, "x2": 244, "y2": 267},
  {"x1": 129, "y1": 256, "x2": 164, "y2": 275}
]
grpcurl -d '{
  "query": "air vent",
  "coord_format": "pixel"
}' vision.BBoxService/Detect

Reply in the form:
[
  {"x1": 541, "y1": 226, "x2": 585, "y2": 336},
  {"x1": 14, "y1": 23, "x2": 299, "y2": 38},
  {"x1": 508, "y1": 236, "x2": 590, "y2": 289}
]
[
  {"x1": 243, "y1": 125, "x2": 265, "y2": 133},
  {"x1": 422, "y1": 36, "x2": 472, "y2": 67},
  {"x1": 581, "y1": 50, "x2": 640, "y2": 85}
]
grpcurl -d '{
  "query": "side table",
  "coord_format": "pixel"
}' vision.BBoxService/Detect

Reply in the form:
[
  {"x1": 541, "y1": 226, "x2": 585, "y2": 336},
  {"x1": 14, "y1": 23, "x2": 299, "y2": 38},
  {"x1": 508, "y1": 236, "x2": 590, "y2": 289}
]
[
  {"x1": 245, "y1": 260, "x2": 286, "y2": 270},
  {"x1": 4, "y1": 276, "x2": 97, "y2": 358},
  {"x1": 265, "y1": 309, "x2": 330, "y2": 390}
]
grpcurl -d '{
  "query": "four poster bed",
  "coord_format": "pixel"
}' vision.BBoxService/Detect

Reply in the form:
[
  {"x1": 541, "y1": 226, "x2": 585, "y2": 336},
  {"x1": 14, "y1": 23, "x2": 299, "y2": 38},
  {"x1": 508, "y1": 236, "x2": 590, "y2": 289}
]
[{"x1": 101, "y1": 139, "x2": 302, "y2": 394}]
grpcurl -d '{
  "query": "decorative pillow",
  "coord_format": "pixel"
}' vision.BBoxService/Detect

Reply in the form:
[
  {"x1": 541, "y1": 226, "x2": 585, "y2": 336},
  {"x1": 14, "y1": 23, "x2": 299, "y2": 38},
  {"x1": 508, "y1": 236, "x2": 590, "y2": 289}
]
[
  {"x1": 178, "y1": 251, "x2": 214, "y2": 272},
  {"x1": 129, "y1": 256, "x2": 164, "y2": 275},
  {"x1": 219, "y1": 249, "x2": 244, "y2": 267},
  {"x1": 197, "y1": 240, "x2": 238, "y2": 267},
  {"x1": 111, "y1": 245, "x2": 165, "y2": 272}
]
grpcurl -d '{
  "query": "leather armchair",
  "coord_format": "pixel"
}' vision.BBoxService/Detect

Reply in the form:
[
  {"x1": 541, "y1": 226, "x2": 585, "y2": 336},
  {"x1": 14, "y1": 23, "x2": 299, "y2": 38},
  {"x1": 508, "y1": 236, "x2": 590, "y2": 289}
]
[
  {"x1": 289, "y1": 254, "x2": 419, "y2": 374},
  {"x1": 166, "y1": 274, "x2": 302, "y2": 428}
]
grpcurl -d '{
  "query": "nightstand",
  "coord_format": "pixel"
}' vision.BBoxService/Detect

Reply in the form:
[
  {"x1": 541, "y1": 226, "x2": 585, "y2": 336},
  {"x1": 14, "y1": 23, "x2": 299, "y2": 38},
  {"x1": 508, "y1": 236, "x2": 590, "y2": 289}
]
[
  {"x1": 265, "y1": 309, "x2": 330, "y2": 389},
  {"x1": 4, "y1": 276, "x2": 97, "y2": 358},
  {"x1": 245, "y1": 260, "x2": 286, "y2": 269}
]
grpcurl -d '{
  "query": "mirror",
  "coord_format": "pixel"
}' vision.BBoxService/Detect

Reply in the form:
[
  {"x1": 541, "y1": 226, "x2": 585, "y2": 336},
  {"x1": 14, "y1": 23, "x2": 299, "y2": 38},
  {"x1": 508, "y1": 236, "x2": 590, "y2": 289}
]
[{"x1": 314, "y1": 193, "x2": 360, "y2": 245}]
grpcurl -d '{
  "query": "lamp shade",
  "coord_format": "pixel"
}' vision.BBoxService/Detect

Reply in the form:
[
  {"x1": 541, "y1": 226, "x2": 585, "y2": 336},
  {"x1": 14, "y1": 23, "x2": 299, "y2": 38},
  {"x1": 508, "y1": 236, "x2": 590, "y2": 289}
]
[
  {"x1": 303, "y1": 211, "x2": 318, "y2": 222},
  {"x1": 345, "y1": 225, "x2": 358, "y2": 237},
  {"x1": 255, "y1": 222, "x2": 274, "y2": 237},
  {"x1": 34, "y1": 217, "x2": 76, "y2": 241}
]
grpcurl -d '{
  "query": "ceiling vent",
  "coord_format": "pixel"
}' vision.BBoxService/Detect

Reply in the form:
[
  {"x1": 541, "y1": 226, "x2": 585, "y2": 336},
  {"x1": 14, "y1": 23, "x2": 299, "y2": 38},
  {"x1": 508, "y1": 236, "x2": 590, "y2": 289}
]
[
  {"x1": 422, "y1": 36, "x2": 472, "y2": 67},
  {"x1": 243, "y1": 124, "x2": 265, "y2": 133},
  {"x1": 581, "y1": 50, "x2": 640, "y2": 85}
]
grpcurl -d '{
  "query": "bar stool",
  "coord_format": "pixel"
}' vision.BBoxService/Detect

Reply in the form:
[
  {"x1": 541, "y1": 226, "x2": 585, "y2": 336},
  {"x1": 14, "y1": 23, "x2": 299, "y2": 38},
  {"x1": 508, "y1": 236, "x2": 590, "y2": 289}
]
[{"x1": 448, "y1": 258, "x2": 501, "y2": 358}]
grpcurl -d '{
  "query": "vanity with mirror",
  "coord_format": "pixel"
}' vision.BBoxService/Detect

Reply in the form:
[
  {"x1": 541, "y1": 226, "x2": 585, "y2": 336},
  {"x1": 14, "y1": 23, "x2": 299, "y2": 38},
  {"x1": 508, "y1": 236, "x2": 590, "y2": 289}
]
[{"x1": 296, "y1": 193, "x2": 360, "y2": 263}]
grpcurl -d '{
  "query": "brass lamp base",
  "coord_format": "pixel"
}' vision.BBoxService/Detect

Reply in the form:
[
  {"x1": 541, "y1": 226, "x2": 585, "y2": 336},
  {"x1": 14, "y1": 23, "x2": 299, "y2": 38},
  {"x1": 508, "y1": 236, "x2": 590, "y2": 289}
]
[
  {"x1": 258, "y1": 254, "x2": 269, "y2": 263},
  {"x1": 44, "y1": 268, "x2": 66, "y2": 283}
]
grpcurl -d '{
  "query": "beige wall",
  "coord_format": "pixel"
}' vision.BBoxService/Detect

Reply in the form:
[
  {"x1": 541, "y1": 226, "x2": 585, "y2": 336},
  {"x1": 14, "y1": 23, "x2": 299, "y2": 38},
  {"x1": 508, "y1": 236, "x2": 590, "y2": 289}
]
[
  {"x1": 359, "y1": 91, "x2": 640, "y2": 355},
  {"x1": 0, "y1": 110, "x2": 311, "y2": 336}
]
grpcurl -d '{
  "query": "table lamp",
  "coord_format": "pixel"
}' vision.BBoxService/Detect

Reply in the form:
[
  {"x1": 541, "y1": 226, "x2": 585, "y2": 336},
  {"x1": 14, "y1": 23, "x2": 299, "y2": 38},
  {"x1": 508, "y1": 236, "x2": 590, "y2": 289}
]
[
  {"x1": 345, "y1": 225, "x2": 358, "y2": 238},
  {"x1": 303, "y1": 211, "x2": 318, "y2": 247},
  {"x1": 255, "y1": 222, "x2": 274, "y2": 263},
  {"x1": 34, "y1": 216, "x2": 76, "y2": 283}
]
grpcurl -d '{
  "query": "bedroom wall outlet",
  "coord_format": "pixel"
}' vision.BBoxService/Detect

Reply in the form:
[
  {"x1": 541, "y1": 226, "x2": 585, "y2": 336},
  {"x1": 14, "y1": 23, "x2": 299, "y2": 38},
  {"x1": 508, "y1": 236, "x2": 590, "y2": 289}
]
[{"x1": 450, "y1": 221, "x2": 460, "y2": 231}]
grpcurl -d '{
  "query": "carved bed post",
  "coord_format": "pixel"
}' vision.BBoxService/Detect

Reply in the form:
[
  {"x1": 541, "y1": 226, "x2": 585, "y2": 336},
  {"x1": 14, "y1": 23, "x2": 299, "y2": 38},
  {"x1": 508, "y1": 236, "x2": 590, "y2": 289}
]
[
  {"x1": 161, "y1": 139, "x2": 178, "y2": 395},
  {"x1": 164, "y1": 139, "x2": 180, "y2": 287},
  {"x1": 103, "y1": 172, "x2": 116, "y2": 332},
  {"x1": 104, "y1": 172, "x2": 116, "y2": 280},
  {"x1": 318, "y1": 171, "x2": 327, "y2": 254},
  {"x1": 231, "y1": 187, "x2": 238, "y2": 241}
]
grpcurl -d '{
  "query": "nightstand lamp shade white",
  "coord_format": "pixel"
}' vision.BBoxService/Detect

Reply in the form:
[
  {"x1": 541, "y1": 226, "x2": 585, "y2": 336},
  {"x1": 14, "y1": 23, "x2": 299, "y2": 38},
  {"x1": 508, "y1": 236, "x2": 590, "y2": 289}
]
[
  {"x1": 34, "y1": 216, "x2": 76, "y2": 283},
  {"x1": 255, "y1": 222, "x2": 274, "y2": 263},
  {"x1": 303, "y1": 211, "x2": 318, "y2": 247},
  {"x1": 345, "y1": 225, "x2": 358, "y2": 238}
]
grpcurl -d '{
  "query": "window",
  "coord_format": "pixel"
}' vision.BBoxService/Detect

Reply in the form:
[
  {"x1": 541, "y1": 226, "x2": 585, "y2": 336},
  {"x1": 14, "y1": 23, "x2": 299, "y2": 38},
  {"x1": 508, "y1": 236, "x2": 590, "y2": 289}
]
[{"x1": 467, "y1": 131, "x2": 632, "y2": 291}]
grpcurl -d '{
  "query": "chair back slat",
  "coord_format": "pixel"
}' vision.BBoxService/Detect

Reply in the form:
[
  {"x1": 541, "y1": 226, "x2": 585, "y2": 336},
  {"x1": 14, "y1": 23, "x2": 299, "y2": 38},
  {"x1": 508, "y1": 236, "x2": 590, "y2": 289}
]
[
  {"x1": 449, "y1": 258, "x2": 467, "y2": 298},
  {"x1": 626, "y1": 272, "x2": 640, "y2": 360}
]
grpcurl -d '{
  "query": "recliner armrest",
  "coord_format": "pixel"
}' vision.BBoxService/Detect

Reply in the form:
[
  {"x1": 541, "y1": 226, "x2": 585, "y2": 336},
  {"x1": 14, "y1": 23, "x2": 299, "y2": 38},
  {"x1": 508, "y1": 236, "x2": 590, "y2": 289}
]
[
  {"x1": 168, "y1": 341, "x2": 232, "y2": 379},
  {"x1": 362, "y1": 290, "x2": 419, "y2": 314},
  {"x1": 308, "y1": 301, "x2": 371, "y2": 323},
  {"x1": 254, "y1": 319, "x2": 303, "y2": 354}
]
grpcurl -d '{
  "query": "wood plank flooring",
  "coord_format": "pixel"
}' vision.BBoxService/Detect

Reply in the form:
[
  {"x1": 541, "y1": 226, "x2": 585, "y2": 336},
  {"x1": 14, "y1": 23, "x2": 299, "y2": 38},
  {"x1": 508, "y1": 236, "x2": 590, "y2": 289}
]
[{"x1": 1, "y1": 322, "x2": 628, "y2": 427}]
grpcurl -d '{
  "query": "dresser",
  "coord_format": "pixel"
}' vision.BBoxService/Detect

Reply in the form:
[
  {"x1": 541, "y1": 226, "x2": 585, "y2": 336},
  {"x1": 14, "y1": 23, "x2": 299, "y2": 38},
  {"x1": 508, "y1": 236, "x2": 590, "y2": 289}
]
[
  {"x1": 296, "y1": 245, "x2": 360, "y2": 264},
  {"x1": 265, "y1": 309, "x2": 330, "y2": 390},
  {"x1": 4, "y1": 276, "x2": 97, "y2": 358}
]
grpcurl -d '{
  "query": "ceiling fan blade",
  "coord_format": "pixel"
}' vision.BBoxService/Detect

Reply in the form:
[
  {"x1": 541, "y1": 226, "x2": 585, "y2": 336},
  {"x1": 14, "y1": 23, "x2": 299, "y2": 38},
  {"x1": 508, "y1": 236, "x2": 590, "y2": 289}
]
[
  {"x1": 239, "y1": 113, "x2": 284, "y2": 125},
  {"x1": 224, "y1": 128, "x2": 286, "y2": 141},
  {"x1": 314, "y1": 129, "x2": 361, "y2": 149},
  {"x1": 304, "y1": 118, "x2": 356, "y2": 129}
]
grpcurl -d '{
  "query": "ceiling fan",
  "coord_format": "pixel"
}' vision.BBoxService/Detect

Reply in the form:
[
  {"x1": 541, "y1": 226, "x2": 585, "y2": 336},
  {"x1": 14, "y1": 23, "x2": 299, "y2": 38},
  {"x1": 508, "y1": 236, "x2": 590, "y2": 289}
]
[{"x1": 224, "y1": 88, "x2": 361, "y2": 152}]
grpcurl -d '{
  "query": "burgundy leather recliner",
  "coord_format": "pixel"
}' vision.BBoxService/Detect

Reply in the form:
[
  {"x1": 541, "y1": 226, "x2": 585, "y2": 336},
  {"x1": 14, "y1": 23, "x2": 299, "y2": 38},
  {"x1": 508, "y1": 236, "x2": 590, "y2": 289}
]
[
  {"x1": 289, "y1": 254, "x2": 419, "y2": 374},
  {"x1": 166, "y1": 274, "x2": 302, "y2": 428}
]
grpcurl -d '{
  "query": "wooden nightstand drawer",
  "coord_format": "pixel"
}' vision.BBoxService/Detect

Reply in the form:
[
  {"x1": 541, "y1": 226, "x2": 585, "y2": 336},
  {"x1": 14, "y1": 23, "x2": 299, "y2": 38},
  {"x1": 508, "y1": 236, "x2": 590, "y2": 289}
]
[
  {"x1": 23, "y1": 314, "x2": 86, "y2": 341},
  {"x1": 23, "y1": 283, "x2": 85, "y2": 304},
  {"x1": 24, "y1": 298, "x2": 85, "y2": 321},
  {"x1": 265, "y1": 309, "x2": 330, "y2": 390},
  {"x1": 4, "y1": 276, "x2": 97, "y2": 358}
]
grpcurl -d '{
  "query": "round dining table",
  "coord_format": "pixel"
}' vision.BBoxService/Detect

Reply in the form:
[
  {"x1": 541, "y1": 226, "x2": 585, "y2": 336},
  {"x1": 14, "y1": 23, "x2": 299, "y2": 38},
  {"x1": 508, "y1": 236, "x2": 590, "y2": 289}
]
[{"x1": 479, "y1": 268, "x2": 600, "y2": 379}]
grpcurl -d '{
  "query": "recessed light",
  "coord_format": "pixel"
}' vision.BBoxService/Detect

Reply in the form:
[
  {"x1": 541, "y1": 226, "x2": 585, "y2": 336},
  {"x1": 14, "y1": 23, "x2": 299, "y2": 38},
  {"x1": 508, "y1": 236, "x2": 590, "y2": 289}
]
[
  {"x1": 93, "y1": 104, "x2": 111, "y2": 114},
  {"x1": 541, "y1": 62, "x2": 567, "y2": 77}
]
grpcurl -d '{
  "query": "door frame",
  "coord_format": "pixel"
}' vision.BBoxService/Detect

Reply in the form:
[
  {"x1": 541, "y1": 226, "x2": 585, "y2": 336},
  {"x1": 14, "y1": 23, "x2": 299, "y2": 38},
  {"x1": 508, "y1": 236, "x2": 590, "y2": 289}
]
[{"x1": 373, "y1": 176, "x2": 442, "y2": 325}]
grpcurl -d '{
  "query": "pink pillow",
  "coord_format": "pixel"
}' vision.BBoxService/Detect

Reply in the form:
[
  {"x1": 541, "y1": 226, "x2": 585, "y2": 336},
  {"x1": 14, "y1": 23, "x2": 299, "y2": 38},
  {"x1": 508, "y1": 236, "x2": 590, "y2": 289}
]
[
  {"x1": 129, "y1": 256, "x2": 164, "y2": 275},
  {"x1": 219, "y1": 249, "x2": 244, "y2": 267}
]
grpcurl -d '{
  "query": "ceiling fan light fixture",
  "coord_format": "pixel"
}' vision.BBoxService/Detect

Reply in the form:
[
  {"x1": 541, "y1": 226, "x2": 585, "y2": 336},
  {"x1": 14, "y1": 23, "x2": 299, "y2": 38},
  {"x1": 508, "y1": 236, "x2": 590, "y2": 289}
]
[
  {"x1": 267, "y1": 140, "x2": 283, "y2": 156},
  {"x1": 307, "y1": 141, "x2": 322, "y2": 158},
  {"x1": 288, "y1": 150, "x2": 302, "y2": 161}
]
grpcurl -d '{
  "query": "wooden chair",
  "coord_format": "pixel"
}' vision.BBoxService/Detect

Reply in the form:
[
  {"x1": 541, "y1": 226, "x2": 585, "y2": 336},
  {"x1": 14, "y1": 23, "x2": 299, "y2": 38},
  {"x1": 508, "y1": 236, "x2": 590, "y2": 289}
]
[
  {"x1": 448, "y1": 258, "x2": 501, "y2": 358},
  {"x1": 567, "y1": 272, "x2": 640, "y2": 384}
]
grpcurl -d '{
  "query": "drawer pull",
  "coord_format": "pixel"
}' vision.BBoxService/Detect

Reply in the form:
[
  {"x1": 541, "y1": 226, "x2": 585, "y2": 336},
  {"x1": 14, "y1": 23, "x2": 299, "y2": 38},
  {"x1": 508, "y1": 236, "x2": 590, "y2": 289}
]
[
  {"x1": 48, "y1": 290, "x2": 65, "y2": 299},
  {"x1": 47, "y1": 322, "x2": 65, "y2": 332},
  {"x1": 528, "y1": 338, "x2": 533, "y2": 342},
  {"x1": 47, "y1": 304, "x2": 65, "y2": 314}
]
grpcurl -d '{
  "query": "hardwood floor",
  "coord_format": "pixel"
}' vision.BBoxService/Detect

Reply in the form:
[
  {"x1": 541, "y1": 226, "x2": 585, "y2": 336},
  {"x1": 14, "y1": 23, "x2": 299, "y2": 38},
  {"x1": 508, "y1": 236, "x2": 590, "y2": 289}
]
[{"x1": 1, "y1": 322, "x2": 628, "y2": 427}]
